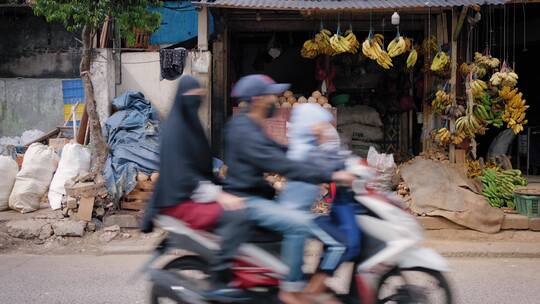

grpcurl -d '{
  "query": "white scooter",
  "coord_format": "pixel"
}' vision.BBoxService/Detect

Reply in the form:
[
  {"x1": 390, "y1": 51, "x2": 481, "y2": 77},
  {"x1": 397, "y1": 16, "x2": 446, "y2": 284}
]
[{"x1": 146, "y1": 158, "x2": 453, "y2": 304}]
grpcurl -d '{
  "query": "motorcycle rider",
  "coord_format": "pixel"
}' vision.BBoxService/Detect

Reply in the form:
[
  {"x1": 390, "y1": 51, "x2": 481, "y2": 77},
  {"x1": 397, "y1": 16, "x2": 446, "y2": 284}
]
[
  {"x1": 141, "y1": 75, "x2": 250, "y2": 300},
  {"x1": 223, "y1": 74, "x2": 355, "y2": 304}
]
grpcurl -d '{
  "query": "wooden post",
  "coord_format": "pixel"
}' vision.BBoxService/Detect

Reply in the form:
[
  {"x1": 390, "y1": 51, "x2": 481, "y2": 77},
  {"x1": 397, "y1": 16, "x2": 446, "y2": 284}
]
[
  {"x1": 197, "y1": 6, "x2": 209, "y2": 51},
  {"x1": 448, "y1": 7, "x2": 469, "y2": 163},
  {"x1": 449, "y1": 9, "x2": 459, "y2": 163}
]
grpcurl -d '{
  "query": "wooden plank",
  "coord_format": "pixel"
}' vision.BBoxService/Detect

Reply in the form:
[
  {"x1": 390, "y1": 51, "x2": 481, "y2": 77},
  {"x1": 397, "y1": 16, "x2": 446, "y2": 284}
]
[
  {"x1": 198, "y1": 6, "x2": 209, "y2": 51},
  {"x1": 453, "y1": 6, "x2": 469, "y2": 41},
  {"x1": 137, "y1": 180, "x2": 156, "y2": 192},
  {"x1": 126, "y1": 189, "x2": 153, "y2": 201},
  {"x1": 76, "y1": 197, "x2": 95, "y2": 222},
  {"x1": 121, "y1": 200, "x2": 146, "y2": 211},
  {"x1": 100, "y1": 17, "x2": 110, "y2": 48},
  {"x1": 455, "y1": 149, "x2": 467, "y2": 164},
  {"x1": 76, "y1": 105, "x2": 88, "y2": 144}
]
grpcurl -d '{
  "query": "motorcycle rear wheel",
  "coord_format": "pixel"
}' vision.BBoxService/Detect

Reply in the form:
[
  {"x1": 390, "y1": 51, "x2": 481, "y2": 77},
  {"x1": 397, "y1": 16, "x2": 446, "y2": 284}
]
[
  {"x1": 150, "y1": 256, "x2": 210, "y2": 304},
  {"x1": 376, "y1": 267, "x2": 453, "y2": 304}
]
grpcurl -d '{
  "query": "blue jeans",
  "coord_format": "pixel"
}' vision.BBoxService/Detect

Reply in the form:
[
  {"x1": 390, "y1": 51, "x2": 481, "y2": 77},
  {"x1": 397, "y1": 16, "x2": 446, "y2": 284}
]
[
  {"x1": 246, "y1": 195, "x2": 344, "y2": 292},
  {"x1": 278, "y1": 180, "x2": 321, "y2": 212}
]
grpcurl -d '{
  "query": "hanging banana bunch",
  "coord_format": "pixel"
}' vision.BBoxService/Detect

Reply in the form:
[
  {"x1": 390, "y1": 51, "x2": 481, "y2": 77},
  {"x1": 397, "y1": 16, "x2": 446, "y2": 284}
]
[
  {"x1": 344, "y1": 28, "x2": 360, "y2": 54},
  {"x1": 406, "y1": 48, "x2": 418, "y2": 69},
  {"x1": 362, "y1": 32, "x2": 393, "y2": 69},
  {"x1": 386, "y1": 33, "x2": 408, "y2": 58},
  {"x1": 431, "y1": 51, "x2": 449, "y2": 72}
]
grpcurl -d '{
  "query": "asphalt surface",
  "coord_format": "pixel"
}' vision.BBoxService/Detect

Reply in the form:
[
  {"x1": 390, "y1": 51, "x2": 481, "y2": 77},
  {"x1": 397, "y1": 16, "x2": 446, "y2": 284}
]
[{"x1": 0, "y1": 254, "x2": 539, "y2": 304}]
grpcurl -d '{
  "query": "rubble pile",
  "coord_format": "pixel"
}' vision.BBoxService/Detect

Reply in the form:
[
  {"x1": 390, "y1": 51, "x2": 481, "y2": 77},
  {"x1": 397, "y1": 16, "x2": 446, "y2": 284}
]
[{"x1": 63, "y1": 172, "x2": 110, "y2": 221}]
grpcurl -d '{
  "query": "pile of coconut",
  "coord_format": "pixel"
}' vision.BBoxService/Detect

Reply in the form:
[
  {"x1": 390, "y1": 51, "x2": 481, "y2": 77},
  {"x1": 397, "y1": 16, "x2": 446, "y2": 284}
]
[{"x1": 277, "y1": 90, "x2": 332, "y2": 109}]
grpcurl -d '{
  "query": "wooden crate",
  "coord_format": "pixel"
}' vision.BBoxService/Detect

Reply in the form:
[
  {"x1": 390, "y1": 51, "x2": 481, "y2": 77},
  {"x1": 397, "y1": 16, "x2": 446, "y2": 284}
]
[{"x1": 121, "y1": 180, "x2": 155, "y2": 211}]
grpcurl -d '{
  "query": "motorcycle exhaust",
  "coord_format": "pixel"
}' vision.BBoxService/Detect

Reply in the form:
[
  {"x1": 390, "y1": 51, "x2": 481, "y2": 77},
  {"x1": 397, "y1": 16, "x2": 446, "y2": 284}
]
[{"x1": 149, "y1": 269, "x2": 209, "y2": 304}]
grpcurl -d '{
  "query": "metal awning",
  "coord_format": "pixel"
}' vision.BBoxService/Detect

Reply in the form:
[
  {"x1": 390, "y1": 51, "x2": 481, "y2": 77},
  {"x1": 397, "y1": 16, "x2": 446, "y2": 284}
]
[{"x1": 193, "y1": 0, "x2": 507, "y2": 11}]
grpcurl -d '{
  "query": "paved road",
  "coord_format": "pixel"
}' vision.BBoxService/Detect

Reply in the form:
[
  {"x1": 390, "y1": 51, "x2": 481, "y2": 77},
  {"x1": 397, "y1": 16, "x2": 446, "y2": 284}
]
[{"x1": 0, "y1": 254, "x2": 539, "y2": 304}]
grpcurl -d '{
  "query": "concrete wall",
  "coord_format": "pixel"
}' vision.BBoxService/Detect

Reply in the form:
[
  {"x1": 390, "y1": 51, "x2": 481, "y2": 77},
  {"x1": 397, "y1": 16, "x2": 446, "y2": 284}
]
[
  {"x1": 0, "y1": 7, "x2": 80, "y2": 78},
  {"x1": 116, "y1": 51, "x2": 212, "y2": 134},
  {"x1": 0, "y1": 78, "x2": 66, "y2": 136}
]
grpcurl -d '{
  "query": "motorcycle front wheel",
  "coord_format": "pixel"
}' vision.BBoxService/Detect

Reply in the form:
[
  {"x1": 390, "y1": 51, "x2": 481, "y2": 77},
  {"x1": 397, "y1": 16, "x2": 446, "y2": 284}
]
[
  {"x1": 376, "y1": 267, "x2": 453, "y2": 304},
  {"x1": 150, "y1": 256, "x2": 210, "y2": 304}
]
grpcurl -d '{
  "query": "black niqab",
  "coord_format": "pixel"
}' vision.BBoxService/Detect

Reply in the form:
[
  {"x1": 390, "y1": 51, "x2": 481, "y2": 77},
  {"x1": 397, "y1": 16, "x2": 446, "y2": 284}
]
[{"x1": 141, "y1": 75, "x2": 214, "y2": 232}]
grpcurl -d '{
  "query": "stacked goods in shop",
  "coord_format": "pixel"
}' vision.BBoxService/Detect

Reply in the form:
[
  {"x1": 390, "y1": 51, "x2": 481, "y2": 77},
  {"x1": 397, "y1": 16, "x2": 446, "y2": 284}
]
[
  {"x1": 336, "y1": 105, "x2": 383, "y2": 157},
  {"x1": 481, "y1": 168, "x2": 528, "y2": 209},
  {"x1": 276, "y1": 90, "x2": 333, "y2": 109}
]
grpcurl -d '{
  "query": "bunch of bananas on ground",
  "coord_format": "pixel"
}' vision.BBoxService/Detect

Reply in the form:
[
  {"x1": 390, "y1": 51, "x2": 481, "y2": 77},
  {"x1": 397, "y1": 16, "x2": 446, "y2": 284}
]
[
  {"x1": 344, "y1": 29, "x2": 360, "y2": 54},
  {"x1": 490, "y1": 70, "x2": 519, "y2": 88},
  {"x1": 435, "y1": 127, "x2": 452, "y2": 145},
  {"x1": 387, "y1": 35, "x2": 408, "y2": 57},
  {"x1": 456, "y1": 113, "x2": 484, "y2": 137},
  {"x1": 481, "y1": 168, "x2": 528, "y2": 208},
  {"x1": 406, "y1": 48, "x2": 418, "y2": 69},
  {"x1": 362, "y1": 34, "x2": 393, "y2": 69},
  {"x1": 470, "y1": 79, "x2": 488, "y2": 98},
  {"x1": 474, "y1": 52, "x2": 500, "y2": 69},
  {"x1": 431, "y1": 51, "x2": 449, "y2": 72},
  {"x1": 431, "y1": 90, "x2": 451, "y2": 114},
  {"x1": 501, "y1": 90, "x2": 528, "y2": 134},
  {"x1": 460, "y1": 63, "x2": 487, "y2": 78},
  {"x1": 467, "y1": 159, "x2": 482, "y2": 178}
]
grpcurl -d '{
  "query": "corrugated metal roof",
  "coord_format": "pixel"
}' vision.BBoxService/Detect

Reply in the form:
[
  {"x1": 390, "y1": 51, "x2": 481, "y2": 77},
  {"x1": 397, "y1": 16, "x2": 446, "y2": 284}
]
[{"x1": 194, "y1": 0, "x2": 507, "y2": 11}]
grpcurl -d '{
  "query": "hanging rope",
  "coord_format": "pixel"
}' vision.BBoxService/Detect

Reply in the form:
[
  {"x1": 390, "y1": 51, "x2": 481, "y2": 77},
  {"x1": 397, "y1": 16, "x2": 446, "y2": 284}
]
[
  {"x1": 522, "y1": 0, "x2": 527, "y2": 52},
  {"x1": 513, "y1": 2, "x2": 516, "y2": 69}
]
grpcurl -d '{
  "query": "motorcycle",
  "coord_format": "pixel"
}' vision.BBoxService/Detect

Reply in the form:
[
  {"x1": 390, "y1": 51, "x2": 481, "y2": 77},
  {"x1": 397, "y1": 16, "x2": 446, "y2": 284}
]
[{"x1": 143, "y1": 158, "x2": 453, "y2": 304}]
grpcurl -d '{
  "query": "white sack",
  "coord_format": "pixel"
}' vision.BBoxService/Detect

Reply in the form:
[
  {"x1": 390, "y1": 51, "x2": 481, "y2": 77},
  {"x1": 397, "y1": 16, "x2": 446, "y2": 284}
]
[
  {"x1": 48, "y1": 143, "x2": 91, "y2": 210},
  {"x1": 366, "y1": 147, "x2": 396, "y2": 192},
  {"x1": 350, "y1": 141, "x2": 381, "y2": 158},
  {"x1": 338, "y1": 123, "x2": 384, "y2": 142},
  {"x1": 0, "y1": 156, "x2": 19, "y2": 211},
  {"x1": 9, "y1": 143, "x2": 59, "y2": 213},
  {"x1": 337, "y1": 105, "x2": 383, "y2": 127}
]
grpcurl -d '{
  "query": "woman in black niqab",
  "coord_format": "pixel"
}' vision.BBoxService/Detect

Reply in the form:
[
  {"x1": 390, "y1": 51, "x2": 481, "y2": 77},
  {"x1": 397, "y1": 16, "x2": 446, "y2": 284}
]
[{"x1": 141, "y1": 75, "x2": 216, "y2": 232}]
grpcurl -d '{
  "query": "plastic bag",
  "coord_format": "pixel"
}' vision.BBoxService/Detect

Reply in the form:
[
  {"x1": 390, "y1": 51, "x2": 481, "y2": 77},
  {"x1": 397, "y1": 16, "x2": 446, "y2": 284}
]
[
  {"x1": 48, "y1": 143, "x2": 91, "y2": 210},
  {"x1": 0, "y1": 156, "x2": 19, "y2": 211},
  {"x1": 9, "y1": 143, "x2": 59, "y2": 213},
  {"x1": 21, "y1": 130, "x2": 45, "y2": 145},
  {"x1": 366, "y1": 147, "x2": 396, "y2": 192},
  {"x1": 192, "y1": 51, "x2": 210, "y2": 74}
]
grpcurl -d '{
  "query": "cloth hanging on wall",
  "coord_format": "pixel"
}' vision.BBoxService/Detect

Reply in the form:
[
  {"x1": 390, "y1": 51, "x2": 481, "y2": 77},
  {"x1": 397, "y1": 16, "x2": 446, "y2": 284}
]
[{"x1": 160, "y1": 48, "x2": 188, "y2": 80}]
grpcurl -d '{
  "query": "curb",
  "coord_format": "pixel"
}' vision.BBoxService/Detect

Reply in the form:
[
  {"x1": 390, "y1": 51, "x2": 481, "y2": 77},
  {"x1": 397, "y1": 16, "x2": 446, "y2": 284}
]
[{"x1": 417, "y1": 215, "x2": 540, "y2": 231}]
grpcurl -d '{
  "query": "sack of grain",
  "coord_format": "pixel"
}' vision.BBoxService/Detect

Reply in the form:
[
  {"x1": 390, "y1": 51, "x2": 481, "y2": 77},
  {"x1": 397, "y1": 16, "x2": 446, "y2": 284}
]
[
  {"x1": 9, "y1": 143, "x2": 59, "y2": 213},
  {"x1": 338, "y1": 123, "x2": 383, "y2": 142},
  {"x1": 336, "y1": 105, "x2": 383, "y2": 127},
  {"x1": 0, "y1": 156, "x2": 18, "y2": 211},
  {"x1": 48, "y1": 143, "x2": 91, "y2": 210}
]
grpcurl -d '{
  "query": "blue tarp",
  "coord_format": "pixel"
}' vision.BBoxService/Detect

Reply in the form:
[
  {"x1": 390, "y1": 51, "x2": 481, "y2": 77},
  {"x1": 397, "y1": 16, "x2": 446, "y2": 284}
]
[
  {"x1": 149, "y1": 1, "x2": 215, "y2": 45},
  {"x1": 103, "y1": 91, "x2": 161, "y2": 205}
]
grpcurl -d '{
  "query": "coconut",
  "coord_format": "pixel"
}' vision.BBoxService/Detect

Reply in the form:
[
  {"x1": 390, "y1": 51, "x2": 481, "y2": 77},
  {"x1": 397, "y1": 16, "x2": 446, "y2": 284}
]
[
  {"x1": 287, "y1": 97, "x2": 297, "y2": 104},
  {"x1": 312, "y1": 91, "x2": 322, "y2": 99},
  {"x1": 323, "y1": 103, "x2": 332, "y2": 109},
  {"x1": 318, "y1": 96, "x2": 329, "y2": 105},
  {"x1": 308, "y1": 96, "x2": 317, "y2": 103},
  {"x1": 281, "y1": 102, "x2": 292, "y2": 108},
  {"x1": 283, "y1": 90, "x2": 294, "y2": 98},
  {"x1": 298, "y1": 96, "x2": 308, "y2": 103},
  {"x1": 278, "y1": 96, "x2": 287, "y2": 104}
]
